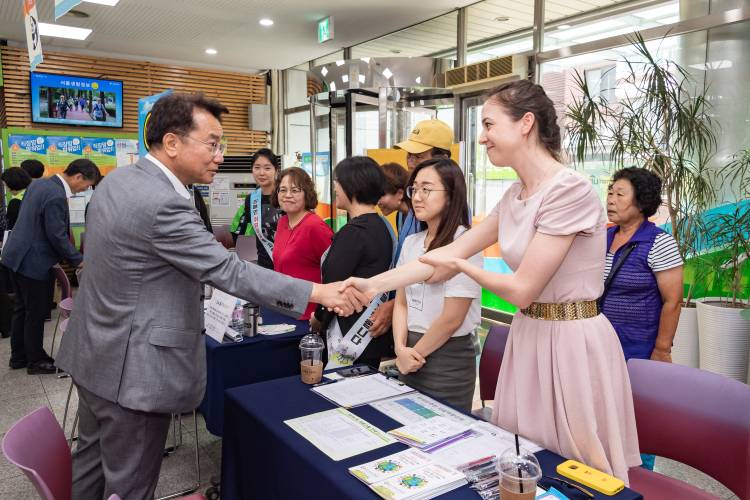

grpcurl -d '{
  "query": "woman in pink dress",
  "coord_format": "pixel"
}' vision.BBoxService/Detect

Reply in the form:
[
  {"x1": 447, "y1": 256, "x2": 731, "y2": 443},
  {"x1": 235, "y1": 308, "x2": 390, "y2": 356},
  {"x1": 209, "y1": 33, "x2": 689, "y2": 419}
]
[{"x1": 342, "y1": 80, "x2": 641, "y2": 483}]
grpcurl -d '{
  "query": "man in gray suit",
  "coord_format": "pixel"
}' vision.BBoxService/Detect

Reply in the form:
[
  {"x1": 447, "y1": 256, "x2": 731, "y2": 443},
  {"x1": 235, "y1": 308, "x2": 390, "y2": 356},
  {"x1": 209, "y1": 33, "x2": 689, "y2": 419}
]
[{"x1": 56, "y1": 92, "x2": 365, "y2": 499}]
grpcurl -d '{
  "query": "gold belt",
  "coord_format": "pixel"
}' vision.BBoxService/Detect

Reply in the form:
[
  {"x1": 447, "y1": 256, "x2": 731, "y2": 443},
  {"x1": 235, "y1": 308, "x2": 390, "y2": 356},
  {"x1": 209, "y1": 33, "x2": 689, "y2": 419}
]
[{"x1": 521, "y1": 300, "x2": 599, "y2": 321}]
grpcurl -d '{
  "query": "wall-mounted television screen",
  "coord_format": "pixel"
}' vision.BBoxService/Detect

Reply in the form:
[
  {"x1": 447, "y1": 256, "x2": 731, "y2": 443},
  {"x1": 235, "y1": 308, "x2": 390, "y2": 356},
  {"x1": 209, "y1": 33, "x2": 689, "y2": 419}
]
[{"x1": 30, "y1": 72, "x2": 123, "y2": 128}]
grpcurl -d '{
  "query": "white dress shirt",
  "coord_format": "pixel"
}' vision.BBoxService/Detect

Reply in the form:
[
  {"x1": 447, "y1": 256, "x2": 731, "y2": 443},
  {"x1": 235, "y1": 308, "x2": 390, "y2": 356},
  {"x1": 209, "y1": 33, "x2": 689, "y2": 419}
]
[{"x1": 145, "y1": 153, "x2": 191, "y2": 200}]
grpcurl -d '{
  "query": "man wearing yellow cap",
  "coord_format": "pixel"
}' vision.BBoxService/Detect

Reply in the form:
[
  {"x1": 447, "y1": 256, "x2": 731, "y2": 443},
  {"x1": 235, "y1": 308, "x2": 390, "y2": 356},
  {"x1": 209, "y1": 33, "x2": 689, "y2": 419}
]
[{"x1": 368, "y1": 119, "x2": 454, "y2": 337}]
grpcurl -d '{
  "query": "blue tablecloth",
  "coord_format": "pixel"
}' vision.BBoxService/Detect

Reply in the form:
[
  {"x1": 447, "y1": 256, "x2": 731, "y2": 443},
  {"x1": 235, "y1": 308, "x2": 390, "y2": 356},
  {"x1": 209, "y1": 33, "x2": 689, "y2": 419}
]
[
  {"x1": 221, "y1": 373, "x2": 643, "y2": 500},
  {"x1": 198, "y1": 307, "x2": 308, "y2": 436}
]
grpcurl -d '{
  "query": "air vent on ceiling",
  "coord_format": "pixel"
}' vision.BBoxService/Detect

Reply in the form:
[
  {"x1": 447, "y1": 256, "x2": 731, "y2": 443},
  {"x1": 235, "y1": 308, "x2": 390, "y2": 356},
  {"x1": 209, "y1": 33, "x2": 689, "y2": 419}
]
[{"x1": 444, "y1": 55, "x2": 529, "y2": 94}]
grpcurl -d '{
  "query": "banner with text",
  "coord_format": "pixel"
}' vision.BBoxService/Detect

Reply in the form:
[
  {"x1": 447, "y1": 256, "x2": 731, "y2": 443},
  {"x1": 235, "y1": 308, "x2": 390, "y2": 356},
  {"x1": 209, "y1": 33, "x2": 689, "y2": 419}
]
[{"x1": 23, "y1": 0, "x2": 43, "y2": 71}]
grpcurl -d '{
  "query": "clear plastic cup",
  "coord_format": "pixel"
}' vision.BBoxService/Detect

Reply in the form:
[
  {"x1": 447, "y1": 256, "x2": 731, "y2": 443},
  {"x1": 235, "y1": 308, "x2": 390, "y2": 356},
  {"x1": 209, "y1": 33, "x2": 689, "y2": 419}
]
[
  {"x1": 299, "y1": 333, "x2": 324, "y2": 384},
  {"x1": 497, "y1": 446, "x2": 542, "y2": 500}
]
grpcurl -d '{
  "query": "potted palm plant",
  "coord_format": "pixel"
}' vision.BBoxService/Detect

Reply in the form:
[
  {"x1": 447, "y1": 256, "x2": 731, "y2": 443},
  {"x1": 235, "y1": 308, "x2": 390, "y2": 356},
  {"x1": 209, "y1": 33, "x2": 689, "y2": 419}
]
[
  {"x1": 565, "y1": 33, "x2": 718, "y2": 367},
  {"x1": 696, "y1": 149, "x2": 750, "y2": 382}
]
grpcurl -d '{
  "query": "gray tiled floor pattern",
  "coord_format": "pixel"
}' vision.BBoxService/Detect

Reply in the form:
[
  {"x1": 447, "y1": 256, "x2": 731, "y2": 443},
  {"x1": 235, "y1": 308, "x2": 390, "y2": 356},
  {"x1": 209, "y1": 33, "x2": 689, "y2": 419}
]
[{"x1": 0, "y1": 314, "x2": 737, "y2": 499}]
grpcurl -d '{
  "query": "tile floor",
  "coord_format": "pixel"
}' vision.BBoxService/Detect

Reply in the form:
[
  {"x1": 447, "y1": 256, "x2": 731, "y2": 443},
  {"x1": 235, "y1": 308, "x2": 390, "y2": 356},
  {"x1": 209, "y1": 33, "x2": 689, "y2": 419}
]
[{"x1": 0, "y1": 314, "x2": 737, "y2": 499}]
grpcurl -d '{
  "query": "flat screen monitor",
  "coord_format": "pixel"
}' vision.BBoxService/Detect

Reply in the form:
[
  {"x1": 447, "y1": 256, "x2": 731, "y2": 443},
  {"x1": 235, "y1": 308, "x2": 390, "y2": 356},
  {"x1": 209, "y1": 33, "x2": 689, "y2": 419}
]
[{"x1": 30, "y1": 72, "x2": 123, "y2": 128}]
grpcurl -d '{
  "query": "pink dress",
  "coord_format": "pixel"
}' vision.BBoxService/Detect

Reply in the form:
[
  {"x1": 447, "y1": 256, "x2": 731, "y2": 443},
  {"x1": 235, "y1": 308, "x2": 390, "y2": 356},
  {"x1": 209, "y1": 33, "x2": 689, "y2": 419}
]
[{"x1": 490, "y1": 169, "x2": 641, "y2": 484}]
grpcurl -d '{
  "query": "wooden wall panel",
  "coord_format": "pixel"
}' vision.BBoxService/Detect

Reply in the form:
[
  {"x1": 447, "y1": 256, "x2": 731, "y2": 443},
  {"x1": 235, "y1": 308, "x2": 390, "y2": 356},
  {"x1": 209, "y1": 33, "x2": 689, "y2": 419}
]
[{"x1": 0, "y1": 46, "x2": 267, "y2": 155}]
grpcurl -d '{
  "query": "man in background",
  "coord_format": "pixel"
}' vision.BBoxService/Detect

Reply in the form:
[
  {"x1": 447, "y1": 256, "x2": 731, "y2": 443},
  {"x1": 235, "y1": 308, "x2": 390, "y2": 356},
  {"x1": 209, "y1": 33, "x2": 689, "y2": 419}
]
[{"x1": 1, "y1": 159, "x2": 101, "y2": 374}]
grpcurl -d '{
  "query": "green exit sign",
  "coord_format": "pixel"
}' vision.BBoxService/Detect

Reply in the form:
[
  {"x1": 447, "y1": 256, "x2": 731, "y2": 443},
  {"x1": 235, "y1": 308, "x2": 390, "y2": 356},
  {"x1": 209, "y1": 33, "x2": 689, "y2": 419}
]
[{"x1": 318, "y1": 16, "x2": 334, "y2": 43}]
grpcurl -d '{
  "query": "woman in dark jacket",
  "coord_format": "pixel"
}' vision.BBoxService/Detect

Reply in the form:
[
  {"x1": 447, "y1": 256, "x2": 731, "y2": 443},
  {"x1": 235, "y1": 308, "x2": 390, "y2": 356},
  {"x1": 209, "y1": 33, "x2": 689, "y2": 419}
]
[{"x1": 310, "y1": 156, "x2": 395, "y2": 369}]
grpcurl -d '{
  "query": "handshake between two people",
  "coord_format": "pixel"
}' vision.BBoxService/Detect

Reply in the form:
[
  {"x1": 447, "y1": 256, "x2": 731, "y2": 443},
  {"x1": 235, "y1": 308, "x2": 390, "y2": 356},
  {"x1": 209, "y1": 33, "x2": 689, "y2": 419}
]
[{"x1": 309, "y1": 252, "x2": 466, "y2": 317}]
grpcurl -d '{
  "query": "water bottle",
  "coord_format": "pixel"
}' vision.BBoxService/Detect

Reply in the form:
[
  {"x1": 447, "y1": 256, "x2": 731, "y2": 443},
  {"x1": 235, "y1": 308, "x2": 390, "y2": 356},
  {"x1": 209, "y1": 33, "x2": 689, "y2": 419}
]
[{"x1": 230, "y1": 300, "x2": 244, "y2": 334}]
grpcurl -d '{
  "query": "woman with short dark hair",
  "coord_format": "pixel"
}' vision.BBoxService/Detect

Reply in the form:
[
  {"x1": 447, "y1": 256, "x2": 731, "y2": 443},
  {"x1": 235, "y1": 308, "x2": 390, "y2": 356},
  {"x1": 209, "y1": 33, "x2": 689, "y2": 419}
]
[
  {"x1": 310, "y1": 156, "x2": 394, "y2": 368},
  {"x1": 272, "y1": 167, "x2": 333, "y2": 320},
  {"x1": 1, "y1": 168, "x2": 32, "y2": 230},
  {"x1": 602, "y1": 167, "x2": 683, "y2": 362}
]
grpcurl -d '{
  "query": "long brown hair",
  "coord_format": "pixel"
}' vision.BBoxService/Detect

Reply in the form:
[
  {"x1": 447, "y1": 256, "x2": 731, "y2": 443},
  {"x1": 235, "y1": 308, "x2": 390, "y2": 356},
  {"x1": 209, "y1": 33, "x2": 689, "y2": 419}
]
[{"x1": 407, "y1": 158, "x2": 470, "y2": 252}]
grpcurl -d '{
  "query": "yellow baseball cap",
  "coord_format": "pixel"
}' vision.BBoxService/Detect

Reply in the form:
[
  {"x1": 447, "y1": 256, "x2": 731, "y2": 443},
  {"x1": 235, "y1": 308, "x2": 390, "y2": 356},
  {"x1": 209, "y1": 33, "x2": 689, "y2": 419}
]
[{"x1": 394, "y1": 119, "x2": 453, "y2": 154}]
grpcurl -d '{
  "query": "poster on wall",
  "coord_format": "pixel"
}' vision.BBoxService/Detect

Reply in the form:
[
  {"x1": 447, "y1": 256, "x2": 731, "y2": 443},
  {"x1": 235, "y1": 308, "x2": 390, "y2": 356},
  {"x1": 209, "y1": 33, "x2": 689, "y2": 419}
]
[
  {"x1": 46, "y1": 136, "x2": 82, "y2": 174},
  {"x1": 82, "y1": 137, "x2": 117, "y2": 175},
  {"x1": 5, "y1": 133, "x2": 138, "y2": 174},
  {"x1": 7, "y1": 134, "x2": 48, "y2": 168}
]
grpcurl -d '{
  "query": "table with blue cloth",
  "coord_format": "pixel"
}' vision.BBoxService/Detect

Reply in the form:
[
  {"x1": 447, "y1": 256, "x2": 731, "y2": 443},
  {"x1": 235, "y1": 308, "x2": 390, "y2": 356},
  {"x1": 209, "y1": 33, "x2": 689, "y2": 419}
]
[
  {"x1": 198, "y1": 307, "x2": 308, "y2": 436},
  {"x1": 221, "y1": 372, "x2": 643, "y2": 500}
]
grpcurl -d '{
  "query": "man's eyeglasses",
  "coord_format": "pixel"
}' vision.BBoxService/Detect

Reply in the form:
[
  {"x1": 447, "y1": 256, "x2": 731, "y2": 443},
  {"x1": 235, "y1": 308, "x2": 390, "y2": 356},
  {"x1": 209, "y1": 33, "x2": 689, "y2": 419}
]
[
  {"x1": 184, "y1": 136, "x2": 227, "y2": 157},
  {"x1": 406, "y1": 186, "x2": 447, "y2": 199},
  {"x1": 278, "y1": 187, "x2": 304, "y2": 196}
]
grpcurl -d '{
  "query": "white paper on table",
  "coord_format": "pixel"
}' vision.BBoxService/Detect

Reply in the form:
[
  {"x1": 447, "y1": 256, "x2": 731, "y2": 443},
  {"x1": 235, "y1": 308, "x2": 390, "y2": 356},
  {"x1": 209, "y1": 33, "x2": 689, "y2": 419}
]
[
  {"x1": 311, "y1": 373, "x2": 415, "y2": 408},
  {"x1": 389, "y1": 416, "x2": 472, "y2": 447},
  {"x1": 258, "y1": 324, "x2": 296, "y2": 335},
  {"x1": 203, "y1": 289, "x2": 244, "y2": 343},
  {"x1": 370, "y1": 393, "x2": 476, "y2": 426},
  {"x1": 284, "y1": 408, "x2": 396, "y2": 461},
  {"x1": 428, "y1": 421, "x2": 542, "y2": 469}
]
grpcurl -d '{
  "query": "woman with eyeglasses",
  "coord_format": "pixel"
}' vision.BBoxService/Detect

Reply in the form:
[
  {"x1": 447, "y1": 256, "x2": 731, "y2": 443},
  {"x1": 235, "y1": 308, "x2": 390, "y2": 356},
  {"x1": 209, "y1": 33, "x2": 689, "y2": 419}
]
[
  {"x1": 391, "y1": 158, "x2": 483, "y2": 411},
  {"x1": 272, "y1": 167, "x2": 333, "y2": 320},
  {"x1": 230, "y1": 148, "x2": 283, "y2": 269},
  {"x1": 341, "y1": 80, "x2": 640, "y2": 484}
]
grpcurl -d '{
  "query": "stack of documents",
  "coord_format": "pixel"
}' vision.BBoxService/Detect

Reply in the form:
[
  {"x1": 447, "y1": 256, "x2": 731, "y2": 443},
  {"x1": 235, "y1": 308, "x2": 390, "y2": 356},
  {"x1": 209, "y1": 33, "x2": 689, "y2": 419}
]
[
  {"x1": 349, "y1": 448, "x2": 466, "y2": 500},
  {"x1": 258, "y1": 323, "x2": 296, "y2": 335},
  {"x1": 312, "y1": 373, "x2": 414, "y2": 408},
  {"x1": 388, "y1": 417, "x2": 473, "y2": 453}
]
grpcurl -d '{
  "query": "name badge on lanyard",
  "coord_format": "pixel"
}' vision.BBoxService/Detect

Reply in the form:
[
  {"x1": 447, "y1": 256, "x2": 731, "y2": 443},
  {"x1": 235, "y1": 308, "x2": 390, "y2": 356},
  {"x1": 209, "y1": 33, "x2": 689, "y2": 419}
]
[
  {"x1": 250, "y1": 189, "x2": 274, "y2": 258},
  {"x1": 325, "y1": 216, "x2": 398, "y2": 369}
]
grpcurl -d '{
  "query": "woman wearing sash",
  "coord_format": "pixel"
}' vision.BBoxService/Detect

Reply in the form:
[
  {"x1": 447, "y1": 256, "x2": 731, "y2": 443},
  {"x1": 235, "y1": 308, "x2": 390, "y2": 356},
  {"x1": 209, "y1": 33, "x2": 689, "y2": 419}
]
[
  {"x1": 310, "y1": 156, "x2": 394, "y2": 369},
  {"x1": 341, "y1": 81, "x2": 640, "y2": 483},
  {"x1": 392, "y1": 158, "x2": 483, "y2": 412},
  {"x1": 230, "y1": 148, "x2": 283, "y2": 269}
]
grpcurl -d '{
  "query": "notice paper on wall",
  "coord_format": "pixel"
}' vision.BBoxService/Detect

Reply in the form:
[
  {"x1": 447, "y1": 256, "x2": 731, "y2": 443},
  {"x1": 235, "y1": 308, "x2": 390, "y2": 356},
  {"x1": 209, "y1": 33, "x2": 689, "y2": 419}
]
[
  {"x1": 284, "y1": 408, "x2": 396, "y2": 461},
  {"x1": 311, "y1": 373, "x2": 414, "y2": 408}
]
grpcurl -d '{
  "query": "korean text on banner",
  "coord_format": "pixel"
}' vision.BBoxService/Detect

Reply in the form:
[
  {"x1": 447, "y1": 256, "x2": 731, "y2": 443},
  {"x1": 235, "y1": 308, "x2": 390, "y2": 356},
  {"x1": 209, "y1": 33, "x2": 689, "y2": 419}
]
[
  {"x1": 138, "y1": 90, "x2": 173, "y2": 157},
  {"x1": 54, "y1": 0, "x2": 82, "y2": 20},
  {"x1": 23, "y1": 0, "x2": 43, "y2": 71}
]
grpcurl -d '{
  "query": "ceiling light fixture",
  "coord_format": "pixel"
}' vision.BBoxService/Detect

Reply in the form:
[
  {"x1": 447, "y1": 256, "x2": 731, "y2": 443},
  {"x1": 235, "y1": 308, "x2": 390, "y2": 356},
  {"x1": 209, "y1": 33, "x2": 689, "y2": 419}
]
[
  {"x1": 390, "y1": 49, "x2": 401, "y2": 54},
  {"x1": 39, "y1": 22, "x2": 92, "y2": 40},
  {"x1": 259, "y1": 18, "x2": 274, "y2": 27},
  {"x1": 358, "y1": 74, "x2": 366, "y2": 84},
  {"x1": 320, "y1": 67, "x2": 328, "y2": 77},
  {"x1": 360, "y1": 57, "x2": 370, "y2": 63},
  {"x1": 494, "y1": 16, "x2": 510, "y2": 22},
  {"x1": 335, "y1": 60, "x2": 345, "y2": 66},
  {"x1": 341, "y1": 75, "x2": 349, "y2": 83},
  {"x1": 557, "y1": 24, "x2": 572, "y2": 30},
  {"x1": 382, "y1": 68, "x2": 393, "y2": 79},
  {"x1": 205, "y1": 48, "x2": 217, "y2": 55},
  {"x1": 415, "y1": 76, "x2": 422, "y2": 84},
  {"x1": 83, "y1": 0, "x2": 120, "y2": 5}
]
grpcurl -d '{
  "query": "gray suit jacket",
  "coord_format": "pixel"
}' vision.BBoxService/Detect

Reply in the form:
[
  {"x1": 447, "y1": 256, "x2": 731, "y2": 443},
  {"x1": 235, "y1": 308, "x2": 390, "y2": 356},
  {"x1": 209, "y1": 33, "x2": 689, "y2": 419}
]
[{"x1": 56, "y1": 158, "x2": 312, "y2": 414}]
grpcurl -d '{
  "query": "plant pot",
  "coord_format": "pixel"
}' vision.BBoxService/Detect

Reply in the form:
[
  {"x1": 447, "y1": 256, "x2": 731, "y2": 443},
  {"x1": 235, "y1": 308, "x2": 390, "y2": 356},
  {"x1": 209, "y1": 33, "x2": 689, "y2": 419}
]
[
  {"x1": 697, "y1": 297, "x2": 750, "y2": 382},
  {"x1": 671, "y1": 306, "x2": 699, "y2": 368}
]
